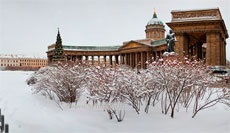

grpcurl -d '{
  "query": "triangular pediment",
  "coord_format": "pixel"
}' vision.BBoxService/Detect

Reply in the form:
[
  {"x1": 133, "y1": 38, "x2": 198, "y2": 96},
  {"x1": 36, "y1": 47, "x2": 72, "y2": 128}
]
[{"x1": 119, "y1": 41, "x2": 150, "y2": 50}]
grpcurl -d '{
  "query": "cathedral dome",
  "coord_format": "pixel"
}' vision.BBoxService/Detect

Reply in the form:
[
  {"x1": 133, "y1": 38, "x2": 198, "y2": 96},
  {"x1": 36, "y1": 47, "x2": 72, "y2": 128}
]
[
  {"x1": 147, "y1": 11, "x2": 164, "y2": 26},
  {"x1": 145, "y1": 10, "x2": 165, "y2": 40}
]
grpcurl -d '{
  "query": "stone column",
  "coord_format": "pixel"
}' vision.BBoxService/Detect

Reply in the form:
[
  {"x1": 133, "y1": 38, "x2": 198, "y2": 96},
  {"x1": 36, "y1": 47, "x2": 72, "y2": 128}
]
[
  {"x1": 141, "y1": 52, "x2": 143, "y2": 68},
  {"x1": 152, "y1": 52, "x2": 155, "y2": 60},
  {"x1": 206, "y1": 32, "x2": 221, "y2": 66},
  {"x1": 127, "y1": 54, "x2": 130, "y2": 65},
  {"x1": 157, "y1": 51, "x2": 160, "y2": 59},
  {"x1": 123, "y1": 54, "x2": 125, "y2": 64},
  {"x1": 146, "y1": 51, "x2": 149, "y2": 61},
  {"x1": 175, "y1": 33, "x2": 189, "y2": 57},
  {"x1": 97, "y1": 56, "x2": 100, "y2": 65},
  {"x1": 128, "y1": 53, "x2": 130, "y2": 66},
  {"x1": 104, "y1": 56, "x2": 107, "y2": 67},
  {"x1": 144, "y1": 52, "x2": 147, "y2": 69},
  {"x1": 137, "y1": 53, "x2": 139, "y2": 66},
  {"x1": 139, "y1": 52, "x2": 142, "y2": 68},
  {"x1": 125, "y1": 54, "x2": 128, "y2": 65},
  {"x1": 129, "y1": 53, "x2": 132, "y2": 68},
  {"x1": 206, "y1": 34, "x2": 211, "y2": 65},
  {"x1": 120, "y1": 55, "x2": 123, "y2": 64},
  {"x1": 129, "y1": 53, "x2": 132, "y2": 67},
  {"x1": 124, "y1": 54, "x2": 126, "y2": 65},
  {"x1": 154, "y1": 52, "x2": 157, "y2": 61},
  {"x1": 132, "y1": 53, "x2": 135, "y2": 68},
  {"x1": 221, "y1": 39, "x2": 226, "y2": 65},
  {"x1": 72, "y1": 56, "x2": 76, "y2": 61},
  {"x1": 141, "y1": 52, "x2": 144, "y2": 69},
  {"x1": 159, "y1": 51, "x2": 162, "y2": 58},
  {"x1": 223, "y1": 41, "x2": 226, "y2": 65},
  {"x1": 91, "y1": 56, "x2": 94, "y2": 65},
  {"x1": 216, "y1": 33, "x2": 221, "y2": 65},
  {"x1": 190, "y1": 45, "x2": 194, "y2": 57},
  {"x1": 220, "y1": 40, "x2": 223, "y2": 65},
  {"x1": 196, "y1": 42, "x2": 202, "y2": 59},
  {"x1": 115, "y1": 55, "x2": 119, "y2": 65},
  {"x1": 109, "y1": 55, "x2": 112, "y2": 67}
]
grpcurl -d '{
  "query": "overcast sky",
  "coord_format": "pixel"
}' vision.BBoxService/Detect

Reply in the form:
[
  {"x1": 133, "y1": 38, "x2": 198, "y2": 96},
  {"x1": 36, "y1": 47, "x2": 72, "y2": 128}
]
[{"x1": 0, "y1": 0, "x2": 229, "y2": 60}]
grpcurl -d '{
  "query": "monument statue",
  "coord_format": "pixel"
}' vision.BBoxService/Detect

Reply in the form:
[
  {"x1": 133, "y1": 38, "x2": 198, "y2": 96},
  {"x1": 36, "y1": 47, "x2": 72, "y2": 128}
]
[{"x1": 166, "y1": 30, "x2": 175, "y2": 52}]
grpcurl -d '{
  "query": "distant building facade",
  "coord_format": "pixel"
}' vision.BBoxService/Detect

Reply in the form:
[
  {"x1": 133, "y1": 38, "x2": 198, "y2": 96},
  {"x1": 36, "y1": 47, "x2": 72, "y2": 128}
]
[
  {"x1": 47, "y1": 8, "x2": 228, "y2": 68},
  {"x1": 0, "y1": 55, "x2": 47, "y2": 70}
]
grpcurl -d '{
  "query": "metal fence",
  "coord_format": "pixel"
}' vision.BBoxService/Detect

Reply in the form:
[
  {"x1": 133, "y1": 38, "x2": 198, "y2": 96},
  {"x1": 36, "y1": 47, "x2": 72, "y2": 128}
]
[{"x1": 0, "y1": 109, "x2": 9, "y2": 133}]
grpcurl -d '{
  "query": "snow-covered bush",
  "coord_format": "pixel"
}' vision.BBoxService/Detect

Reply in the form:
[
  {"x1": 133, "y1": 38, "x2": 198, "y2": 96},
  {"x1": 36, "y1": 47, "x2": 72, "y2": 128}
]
[
  {"x1": 27, "y1": 56, "x2": 229, "y2": 121},
  {"x1": 27, "y1": 61, "x2": 87, "y2": 103},
  {"x1": 147, "y1": 56, "x2": 229, "y2": 118},
  {"x1": 84, "y1": 65, "x2": 127, "y2": 122}
]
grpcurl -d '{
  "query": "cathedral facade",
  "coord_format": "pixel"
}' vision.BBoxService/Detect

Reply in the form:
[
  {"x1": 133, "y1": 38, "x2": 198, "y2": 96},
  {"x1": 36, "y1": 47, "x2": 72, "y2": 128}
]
[{"x1": 47, "y1": 8, "x2": 228, "y2": 68}]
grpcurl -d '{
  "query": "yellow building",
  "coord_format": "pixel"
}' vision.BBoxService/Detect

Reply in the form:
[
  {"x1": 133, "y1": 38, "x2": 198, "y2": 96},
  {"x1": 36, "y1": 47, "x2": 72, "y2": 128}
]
[
  {"x1": 0, "y1": 56, "x2": 20, "y2": 67},
  {"x1": 0, "y1": 55, "x2": 47, "y2": 70}
]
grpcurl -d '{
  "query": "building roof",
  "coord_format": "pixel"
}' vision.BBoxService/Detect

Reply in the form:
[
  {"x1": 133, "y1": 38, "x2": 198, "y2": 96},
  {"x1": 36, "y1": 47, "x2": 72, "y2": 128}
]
[
  {"x1": 63, "y1": 45, "x2": 121, "y2": 51},
  {"x1": 48, "y1": 38, "x2": 166, "y2": 53},
  {"x1": 119, "y1": 38, "x2": 166, "y2": 50},
  {"x1": 123, "y1": 38, "x2": 154, "y2": 45},
  {"x1": 151, "y1": 38, "x2": 166, "y2": 46},
  {"x1": 0, "y1": 54, "x2": 47, "y2": 59},
  {"x1": 171, "y1": 7, "x2": 220, "y2": 13},
  {"x1": 170, "y1": 8, "x2": 222, "y2": 22},
  {"x1": 147, "y1": 10, "x2": 164, "y2": 26}
]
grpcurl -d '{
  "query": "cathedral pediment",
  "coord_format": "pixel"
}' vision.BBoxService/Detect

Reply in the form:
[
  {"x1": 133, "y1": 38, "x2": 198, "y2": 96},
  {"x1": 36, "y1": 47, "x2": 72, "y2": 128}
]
[{"x1": 119, "y1": 41, "x2": 150, "y2": 50}]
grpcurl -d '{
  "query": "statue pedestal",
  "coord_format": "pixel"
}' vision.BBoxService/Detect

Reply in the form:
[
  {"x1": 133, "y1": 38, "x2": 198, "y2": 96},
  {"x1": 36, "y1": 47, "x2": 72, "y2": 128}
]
[
  {"x1": 162, "y1": 52, "x2": 179, "y2": 64},
  {"x1": 163, "y1": 52, "x2": 178, "y2": 58}
]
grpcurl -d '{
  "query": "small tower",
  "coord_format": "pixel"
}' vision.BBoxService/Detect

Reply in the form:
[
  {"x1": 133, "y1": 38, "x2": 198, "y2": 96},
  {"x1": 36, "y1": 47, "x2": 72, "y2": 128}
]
[
  {"x1": 145, "y1": 9, "x2": 165, "y2": 40},
  {"x1": 52, "y1": 28, "x2": 65, "y2": 62}
]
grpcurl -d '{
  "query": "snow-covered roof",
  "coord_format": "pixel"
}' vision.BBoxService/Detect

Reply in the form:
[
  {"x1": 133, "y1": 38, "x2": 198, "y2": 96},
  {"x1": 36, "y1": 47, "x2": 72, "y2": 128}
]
[
  {"x1": 151, "y1": 38, "x2": 166, "y2": 46},
  {"x1": 63, "y1": 45, "x2": 121, "y2": 51},
  {"x1": 171, "y1": 8, "x2": 222, "y2": 22},
  {"x1": 147, "y1": 18, "x2": 164, "y2": 26},
  {"x1": 146, "y1": 11, "x2": 164, "y2": 26},
  {"x1": 171, "y1": 7, "x2": 220, "y2": 13},
  {"x1": 0, "y1": 54, "x2": 47, "y2": 59},
  {"x1": 123, "y1": 38, "x2": 154, "y2": 46}
]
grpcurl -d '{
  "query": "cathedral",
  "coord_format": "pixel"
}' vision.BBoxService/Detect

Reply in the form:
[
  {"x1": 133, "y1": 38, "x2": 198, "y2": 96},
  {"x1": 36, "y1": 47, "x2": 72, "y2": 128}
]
[{"x1": 47, "y1": 8, "x2": 228, "y2": 68}]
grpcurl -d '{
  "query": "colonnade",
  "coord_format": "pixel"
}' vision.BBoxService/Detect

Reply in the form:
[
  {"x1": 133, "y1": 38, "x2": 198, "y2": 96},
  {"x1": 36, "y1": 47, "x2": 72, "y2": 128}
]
[{"x1": 65, "y1": 50, "x2": 165, "y2": 68}]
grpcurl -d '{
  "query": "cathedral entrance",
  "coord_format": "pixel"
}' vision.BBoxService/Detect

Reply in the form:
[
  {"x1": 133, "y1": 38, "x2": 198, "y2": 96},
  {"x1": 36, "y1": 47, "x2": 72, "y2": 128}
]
[
  {"x1": 183, "y1": 32, "x2": 206, "y2": 60},
  {"x1": 167, "y1": 8, "x2": 228, "y2": 66}
]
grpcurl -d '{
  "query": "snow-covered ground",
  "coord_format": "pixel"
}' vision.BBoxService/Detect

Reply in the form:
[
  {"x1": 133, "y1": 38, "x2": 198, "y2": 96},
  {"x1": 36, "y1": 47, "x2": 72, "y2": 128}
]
[{"x1": 0, "y1": 71, "x2": 229, "y2": 133}]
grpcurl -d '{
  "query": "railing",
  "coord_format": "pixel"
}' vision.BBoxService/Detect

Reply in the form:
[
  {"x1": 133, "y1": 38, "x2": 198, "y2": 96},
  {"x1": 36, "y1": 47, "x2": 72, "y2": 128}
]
[{"x1": 0, "y1": 109, "x2": 9, "y2": 133}]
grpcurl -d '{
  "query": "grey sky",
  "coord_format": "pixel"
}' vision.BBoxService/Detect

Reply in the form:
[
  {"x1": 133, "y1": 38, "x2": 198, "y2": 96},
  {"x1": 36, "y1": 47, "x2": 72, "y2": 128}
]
[{"x1": 0, "y1": 0, "x2": 229, "y2": 60}]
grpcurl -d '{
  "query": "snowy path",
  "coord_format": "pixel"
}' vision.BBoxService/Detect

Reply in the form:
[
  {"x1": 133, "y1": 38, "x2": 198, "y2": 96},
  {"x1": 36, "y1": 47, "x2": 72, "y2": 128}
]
[{"x1": 0, "y1": 71, "x2": 229, "y2": 133}]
